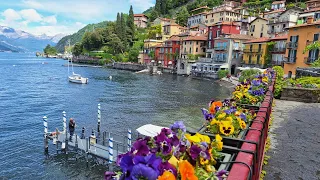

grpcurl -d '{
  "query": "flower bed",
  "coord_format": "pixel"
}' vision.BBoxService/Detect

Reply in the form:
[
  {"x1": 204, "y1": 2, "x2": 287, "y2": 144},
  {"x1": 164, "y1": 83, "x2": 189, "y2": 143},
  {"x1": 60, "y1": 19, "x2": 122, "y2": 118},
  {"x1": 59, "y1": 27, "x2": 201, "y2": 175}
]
[{"x1": 105, "y1": 69, "x2": 276, "y2": 180}]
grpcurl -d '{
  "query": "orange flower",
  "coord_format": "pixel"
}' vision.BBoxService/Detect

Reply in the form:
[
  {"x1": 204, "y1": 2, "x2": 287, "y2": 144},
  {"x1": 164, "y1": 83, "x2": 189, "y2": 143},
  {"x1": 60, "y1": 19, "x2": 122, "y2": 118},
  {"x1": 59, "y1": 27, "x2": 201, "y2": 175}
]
[
  {"x1": 179, "y1": 160, "x2": 198, "y2": 180},
  {"x1": 213, "y1": 101, "x2": 223, "y2": 107},
  {"x1": 209, "y1": 104, "x2": 216, "y2": 114},
  {"x1": 158, "y1": 171, "x2": 176, "y2": 180}
]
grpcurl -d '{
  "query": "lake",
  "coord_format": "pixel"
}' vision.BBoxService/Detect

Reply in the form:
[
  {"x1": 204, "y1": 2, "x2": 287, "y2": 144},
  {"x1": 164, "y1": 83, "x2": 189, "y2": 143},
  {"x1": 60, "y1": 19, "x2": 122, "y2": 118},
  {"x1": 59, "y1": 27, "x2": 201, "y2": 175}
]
[{"x1": 0, "y1": 52, "x2": 231, "y2": 179}]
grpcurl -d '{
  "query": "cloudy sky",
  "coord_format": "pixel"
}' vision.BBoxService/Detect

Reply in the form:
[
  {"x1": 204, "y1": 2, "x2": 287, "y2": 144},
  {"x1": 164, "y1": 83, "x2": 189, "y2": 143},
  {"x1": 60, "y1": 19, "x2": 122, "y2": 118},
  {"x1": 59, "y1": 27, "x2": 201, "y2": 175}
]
[{"x1": 0, "y1": 0, "x2": 154, "y2": 36}]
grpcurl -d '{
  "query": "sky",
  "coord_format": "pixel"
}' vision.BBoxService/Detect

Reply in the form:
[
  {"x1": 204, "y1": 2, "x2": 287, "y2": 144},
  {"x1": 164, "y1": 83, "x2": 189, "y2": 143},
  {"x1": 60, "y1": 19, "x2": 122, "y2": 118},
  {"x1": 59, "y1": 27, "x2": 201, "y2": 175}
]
[{"x1": 0, "y1": 0, "x2": 154, "y2": 36}]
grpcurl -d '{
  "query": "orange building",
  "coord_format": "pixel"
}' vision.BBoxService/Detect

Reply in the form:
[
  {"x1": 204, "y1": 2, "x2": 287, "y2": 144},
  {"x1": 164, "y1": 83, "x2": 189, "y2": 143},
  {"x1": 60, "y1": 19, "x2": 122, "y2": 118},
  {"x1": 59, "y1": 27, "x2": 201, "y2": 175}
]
[{"x1": 284, "y1": 19, "x2": 320, "y2": 78}]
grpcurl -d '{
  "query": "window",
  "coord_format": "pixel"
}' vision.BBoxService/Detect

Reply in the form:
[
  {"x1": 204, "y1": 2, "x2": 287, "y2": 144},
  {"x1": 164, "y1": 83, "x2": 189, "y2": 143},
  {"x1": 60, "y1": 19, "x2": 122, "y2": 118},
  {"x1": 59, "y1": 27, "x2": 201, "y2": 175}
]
[
  {"x1": 196, "y1": 41, "x2": 199, "y2": 45},
  {"x1": 203, "y1": 48, "x2": 205, "y2": 52},
  {"x1": 216, "y1": 30, "x2": 220, "y2": 37},
  {"x1": 189, "y1": 47, "x2": 191, "y2": 53},
  {"x1": 209, "y1": 31, "x2": 212, "y2": 40},
  {"x1": 212, "y1": 14, "x2": 213, "y2": 17},
  {"x1": 208, "y1": 41, "x2": 212, "y2": 49},
  {"x1": 190, "y1": 41, "x2": 192, "y2": 45},
  {"x1": 226, "y1": 18, "x2": 229, "y2": 21},
  {"x1": 257, "y1": 55, "x2": 260, "y2": 64},
  {"x1": 196, "y1": 48, "x2": 198, "y2": 52},
  {"x1": 184, "y1": 48, "x2": 186, "y2": 53},
  {"x1": 185, "y1": 42, "x2": 186, "y2": 45},
  {"x1": 314, "y1": 33, "x2": 319, "y2": 41},
  {"x1": 249, "y1": 55, "x2": 252, "y2": 64},
  {"x1": 260, "y1": 33, "x2": 263, "y2": 37},
  {"x1": 288, "y1": 49, "x2": 297, "y2": 62}
]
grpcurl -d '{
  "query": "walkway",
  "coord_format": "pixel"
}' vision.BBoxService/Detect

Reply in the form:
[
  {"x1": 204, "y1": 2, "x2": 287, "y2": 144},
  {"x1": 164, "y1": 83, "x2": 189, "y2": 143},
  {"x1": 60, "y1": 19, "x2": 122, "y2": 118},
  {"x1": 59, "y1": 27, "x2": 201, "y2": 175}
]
[{"x1": 264, "y1": 100, "x2": 320, "y2": 180}]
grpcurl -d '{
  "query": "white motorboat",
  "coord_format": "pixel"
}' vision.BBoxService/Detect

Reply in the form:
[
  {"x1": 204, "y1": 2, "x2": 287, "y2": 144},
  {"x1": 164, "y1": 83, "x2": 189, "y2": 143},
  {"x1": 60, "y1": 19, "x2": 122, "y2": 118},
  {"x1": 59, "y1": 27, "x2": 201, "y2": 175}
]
[{"x1": 67, "y1": 41, "x2": 88, "y2": 84}]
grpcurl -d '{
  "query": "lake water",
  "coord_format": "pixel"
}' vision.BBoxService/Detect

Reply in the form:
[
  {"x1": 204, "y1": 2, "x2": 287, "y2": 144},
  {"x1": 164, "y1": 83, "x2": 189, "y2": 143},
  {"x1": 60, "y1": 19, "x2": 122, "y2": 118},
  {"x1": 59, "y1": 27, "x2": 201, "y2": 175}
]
[{"x1": 0, "y1": 52, "x2": 231, "y2": 179}]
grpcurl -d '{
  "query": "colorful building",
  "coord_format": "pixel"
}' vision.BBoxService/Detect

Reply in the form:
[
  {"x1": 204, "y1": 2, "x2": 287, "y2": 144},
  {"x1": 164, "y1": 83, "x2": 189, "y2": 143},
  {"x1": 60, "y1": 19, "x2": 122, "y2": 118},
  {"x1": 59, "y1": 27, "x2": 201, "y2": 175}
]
[
  {"x1": 263, "y1": 9, "x2": 285, "y2": 19},
  {"x1": 187, "y1": 6, "x2": 211, "y2": 27},
  {"x1": 249, "y1": 17, "x2": 268, "y2": 38},
  {"x1": 143, "y1": 39, "x2": 163, "y2": 64},
  {"x1": 306, "y1": 0, "x2": 320, "y2": 10},
  {"x1": 271, "y1": 1, "x2": 286, "y2": 11},
  {"x1": 162, "y1": 35, "x2": 181, "y2": 68},
  {"x1": 270, "y1": 35, "x2": 287, "y2": 66},
  {"x1": 206, "y1": 22, "x2": 241, "y2": 57},
  {"x1": 177, "y1": 32, "x2": 207, "y2": 75},
  {"x1": 298, "y1": 9, "x2": 320, "y2": 24},
  {"x1": 134, "y1": 14, "x2": 148, "y2": 28},
  {"x1": 267, "y1": 7, "x2": 303, "y2": 38},
  {"x1": 163, "y1": 21, "x2": 185, "y2": 40},
  {"x1": 284, "y1": 19, "x2": 320, "y2": 77},
  {"x1": 204, "y1": 10, "x2": 241, "y2": 25},
  {"x1": 242, "y1": 37, "x2": 270, "y2": 68}
]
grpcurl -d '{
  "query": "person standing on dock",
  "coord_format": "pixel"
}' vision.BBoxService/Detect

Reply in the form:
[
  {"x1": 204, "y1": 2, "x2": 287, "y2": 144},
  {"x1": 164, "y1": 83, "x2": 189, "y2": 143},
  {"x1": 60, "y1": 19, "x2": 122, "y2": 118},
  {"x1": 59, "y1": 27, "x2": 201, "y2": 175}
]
[{"x1": 69, "y1": 118, "x2": 76, "y2": 141}]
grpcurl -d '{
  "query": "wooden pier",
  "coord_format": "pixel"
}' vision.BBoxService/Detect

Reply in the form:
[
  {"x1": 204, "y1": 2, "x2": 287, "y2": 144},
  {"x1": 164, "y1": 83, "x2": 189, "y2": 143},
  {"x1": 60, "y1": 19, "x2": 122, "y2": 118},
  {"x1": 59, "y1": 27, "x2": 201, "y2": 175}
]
[{"x1": 43, "y1": 104, "x2": 133, "y2": 169}]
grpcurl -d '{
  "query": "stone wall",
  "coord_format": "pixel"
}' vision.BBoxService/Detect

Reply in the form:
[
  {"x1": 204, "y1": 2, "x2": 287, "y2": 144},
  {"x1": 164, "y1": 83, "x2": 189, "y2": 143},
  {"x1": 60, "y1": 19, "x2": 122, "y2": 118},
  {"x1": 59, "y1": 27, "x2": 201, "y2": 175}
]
[
  {"x1": 280, "y1": 87, "x2": 320, "y2": 103},
  {"x1": 112, "y1": 63, "x2": 147, "y2": 71}
]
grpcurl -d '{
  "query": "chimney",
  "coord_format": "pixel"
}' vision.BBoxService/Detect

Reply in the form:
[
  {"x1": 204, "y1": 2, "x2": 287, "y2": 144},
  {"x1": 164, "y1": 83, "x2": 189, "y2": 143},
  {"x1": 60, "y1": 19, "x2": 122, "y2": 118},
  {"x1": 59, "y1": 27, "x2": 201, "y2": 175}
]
[{"x1": 307, "y1": 17, "x2": 314, "y2": 24}]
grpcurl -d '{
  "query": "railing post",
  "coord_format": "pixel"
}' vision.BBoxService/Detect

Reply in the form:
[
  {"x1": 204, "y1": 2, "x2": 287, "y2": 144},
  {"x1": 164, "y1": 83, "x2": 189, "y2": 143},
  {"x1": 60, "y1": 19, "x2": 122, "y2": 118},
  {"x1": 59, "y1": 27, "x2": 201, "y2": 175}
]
[
  {"x1": 102, "y1": 131, "x2": 106, "y2": 146},
  {"x1": 80, "y1": 127, "x2": 85, "y2": 139},
  {"x1": 62, "y1": 111, "x2": 67, "y2": 134},
  {"x1": 108, "y1": 137, "x2": 114, "y2": 165},
  {"x1": 43, "y1": 116, "x2": 49, "y2": 153},
  {"x1": 127, "y1": 129, "x2": 132, "y2": 152},
  {"x1": 97, "y1": 104, "x2": 101, "y2": 138}
]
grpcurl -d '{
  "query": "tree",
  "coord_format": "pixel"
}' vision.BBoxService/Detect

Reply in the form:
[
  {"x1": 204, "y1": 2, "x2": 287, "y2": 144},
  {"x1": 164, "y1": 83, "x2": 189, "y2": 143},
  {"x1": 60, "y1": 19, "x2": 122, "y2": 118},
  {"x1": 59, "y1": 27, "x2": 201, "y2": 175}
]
[
  {"x1": 82, "y1": 31, "x2": 92, "y2": 50},
  {"x1": 44, "y1": 44, "x2": 51, "y2": 54},
  {"x1": 127, "y1": 5, "x2": 135, "y2": 46},
  {"x1": 115, "y1": 13, "x2": 122, "y2": 39},
  {"x1": 303, "y1": 41, "x2": 320, "y2": 67},
  {"x1": 161, "y1": 0, "x2": 167, "y2": 15},
  {"x1": 128, "y1": 47, "x2": 140, "y2": 62},
  {"x1": 43, "y1": 44, "x2": 57, "y2": 55},
  {"x1": 155, "y1": 0, "x2": 161, "y2": 13},
  {"x1": 147, "y1": 24, "x2": 162, "y2": 39},
  {"x1": 108, "y1": 34, "x2": 124, "y2": 54},
  {"x1": 149, "y1": 9, "x2": 159, "y2": 22},
  {"x1": 72, "y1": 43, "x2": 83, "y2": 57},
  {"x1": 176, "y1": 7, "x2": 189, "y2": 27}
]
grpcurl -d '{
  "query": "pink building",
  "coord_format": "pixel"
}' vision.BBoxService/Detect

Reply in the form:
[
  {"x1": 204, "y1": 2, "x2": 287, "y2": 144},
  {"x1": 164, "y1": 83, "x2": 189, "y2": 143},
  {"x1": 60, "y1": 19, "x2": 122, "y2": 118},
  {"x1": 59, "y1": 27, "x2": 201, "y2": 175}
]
[{"x1": 134, "y1": 14, "x2": 148, "y2": 28}]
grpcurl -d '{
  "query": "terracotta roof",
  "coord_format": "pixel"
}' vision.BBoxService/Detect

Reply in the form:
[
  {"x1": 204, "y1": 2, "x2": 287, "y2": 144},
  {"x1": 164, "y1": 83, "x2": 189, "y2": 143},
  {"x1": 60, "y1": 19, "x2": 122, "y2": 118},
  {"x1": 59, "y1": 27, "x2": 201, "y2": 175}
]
[
  {"x1": 306, "y1": 0, "x2": 320, "y2": 2},
  {"x1": 165, "y1": 35, "x2": 180, "y2": 42},
  {"x1": 272, "y1": 1, "x2": 285, "y2": 5},
  {"x1": 183, "y1": 34, "x2": 207, "y2": 41},
  {"x1": 243, "y1": 37, "x2": 270, "y2": 44},
  {"x1": 189, "y1": 12, "x2": 207, "y2": 17},
  {"x1": 288, "y1": 21, "x2": 320, "y2": 28},
  {"x1": 164, "y1": 22, "x2": 181, "y2": 26},
  {"x1": 179, "y1": 26, "x2": 189, "y2": 29},
  {"x1": 263, "y1": 9, "x2": 285, "y2": 15},
  {"x1": 303, "y1": 7, "x2": 320, "y2": 12},
  {"x1": 158, "y1": 17, "x2": 172, "y2": 22},
  {"x1": 151, "y1": 44, "x2": 164, "y2": 48},
  {"x1": 134, "y1": 14, "x2": 146, "y2": 17},
  {"x1": 270, "y1": 35, "x2": 288, "y2": 40},
  {"x1": 191, "y1": 6, "x2": 211, "y2": 12},
  {"x1": 206, "y1": 9, "x2": 241, "y2": 15},
  {"x1": 225, "y1": 34, "x2": 256, "y2": 40},
  {"x1": 207, "y1": 21, "x2": 240, "y2": 27},
  {"x1": 250, "y1": 17, "x2": 268, "y2": 24}
]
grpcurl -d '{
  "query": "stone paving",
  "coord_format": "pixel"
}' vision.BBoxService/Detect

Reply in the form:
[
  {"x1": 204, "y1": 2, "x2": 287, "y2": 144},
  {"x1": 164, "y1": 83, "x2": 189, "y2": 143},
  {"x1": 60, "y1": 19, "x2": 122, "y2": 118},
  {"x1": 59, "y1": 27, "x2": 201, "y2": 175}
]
[{"x1": 264, "y1": 100, "x2": 320, "y2": 180}]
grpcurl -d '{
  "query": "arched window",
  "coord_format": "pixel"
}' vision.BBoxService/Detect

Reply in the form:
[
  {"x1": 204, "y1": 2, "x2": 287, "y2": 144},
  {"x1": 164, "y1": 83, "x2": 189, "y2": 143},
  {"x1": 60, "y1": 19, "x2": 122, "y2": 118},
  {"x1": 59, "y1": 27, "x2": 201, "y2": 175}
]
[{"x1": 180, "y1": 63, "x2": 185, "y2": 69}]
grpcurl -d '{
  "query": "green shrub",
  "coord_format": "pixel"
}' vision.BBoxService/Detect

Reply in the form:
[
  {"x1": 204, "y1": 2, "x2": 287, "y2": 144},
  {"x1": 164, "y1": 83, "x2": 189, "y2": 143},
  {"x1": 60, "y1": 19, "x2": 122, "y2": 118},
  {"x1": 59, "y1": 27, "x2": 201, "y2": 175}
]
[
  {"x1": 289, "y1": 77, "x2": 320, "y2": 88},
  {"x1": 272, "y1": 66, "x2": 284, "y2": 98},
  {"x1": 239, "y1": 69, "x2": 261, "y2": 82},
  {"x1": 218, "y1": 70, "x2": 228, "y2": 79},
  {"x1": 98, "y1": 59, "x2": 106, "y2": 65}
]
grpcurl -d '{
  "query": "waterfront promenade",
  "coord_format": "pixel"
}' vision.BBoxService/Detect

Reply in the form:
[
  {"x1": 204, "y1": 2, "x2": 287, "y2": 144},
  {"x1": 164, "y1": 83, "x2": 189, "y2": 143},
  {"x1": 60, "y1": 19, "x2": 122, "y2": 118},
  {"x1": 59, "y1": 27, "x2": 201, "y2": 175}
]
[{"x1": 264, "y1": 100, "x2": 320, "y2": 180}]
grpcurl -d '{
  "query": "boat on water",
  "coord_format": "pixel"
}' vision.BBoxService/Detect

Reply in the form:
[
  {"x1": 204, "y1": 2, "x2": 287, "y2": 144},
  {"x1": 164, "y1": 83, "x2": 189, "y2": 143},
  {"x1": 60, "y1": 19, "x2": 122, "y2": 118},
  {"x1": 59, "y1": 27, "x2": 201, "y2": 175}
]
[{"x1": 67, "y1": 41, "x2": 88, "y2": 84}]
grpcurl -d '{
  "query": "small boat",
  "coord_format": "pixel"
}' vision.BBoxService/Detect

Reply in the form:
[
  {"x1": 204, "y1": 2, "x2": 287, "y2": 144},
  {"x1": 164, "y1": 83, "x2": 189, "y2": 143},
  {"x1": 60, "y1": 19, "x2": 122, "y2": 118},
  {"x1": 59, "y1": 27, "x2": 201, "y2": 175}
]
[
  {"x1": 69, "y1": 72, "x2": 88, "y2": 84},
  {"x1": 66, "y1": 40, "x2": 88, "y2": 84}
]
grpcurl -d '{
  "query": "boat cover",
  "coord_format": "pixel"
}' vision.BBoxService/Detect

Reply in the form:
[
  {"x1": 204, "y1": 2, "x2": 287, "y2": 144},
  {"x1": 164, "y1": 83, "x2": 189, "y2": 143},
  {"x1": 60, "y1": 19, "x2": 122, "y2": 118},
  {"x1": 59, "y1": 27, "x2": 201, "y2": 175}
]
[{"x1": 136, "y1": 124, "x2": 166, "y2": 137}]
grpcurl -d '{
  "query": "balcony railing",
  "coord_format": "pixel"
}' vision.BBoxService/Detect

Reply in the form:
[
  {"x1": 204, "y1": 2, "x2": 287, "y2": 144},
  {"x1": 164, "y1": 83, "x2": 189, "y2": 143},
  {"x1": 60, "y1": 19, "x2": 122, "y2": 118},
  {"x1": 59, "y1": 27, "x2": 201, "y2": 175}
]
[
  {"x1": 214, "y1": 46, "x2": 227, "y2": 51},
  {"x1": 304, "y1": 57, "x2": 317, "y2": 64},
  {"x1": 198, "y1": 57, "x2": 214, "y2": 63},
  {"x1": 284, "y1": 57, "x2": 296, "y2": 64},
  {"x1": 233, "y1": 46, "x2": 243, "y2": 51},
  {"x1": 213, "y1": 57, "x2": 227, "y2": 62},
  {"x1": 243, "y1": 49, "x2": 263, "y2": 53},
  {"x1": 272, "y1": 60, "x2": 283, "y2": 65},
  {"x1": 287, "y1": 42, "x2": 298, "y2": 49},
  {"x1": 270, "y1": 47, "x2": 286, "y2": 53}
]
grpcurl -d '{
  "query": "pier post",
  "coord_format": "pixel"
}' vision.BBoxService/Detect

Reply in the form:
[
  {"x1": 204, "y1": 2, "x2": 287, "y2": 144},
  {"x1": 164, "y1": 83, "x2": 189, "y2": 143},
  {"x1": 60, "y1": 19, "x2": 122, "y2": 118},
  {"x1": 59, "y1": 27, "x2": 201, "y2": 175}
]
[
  {"x1": 65, "y1": 128, "x2": 68, "y2": 155},
  {"x1": 102, "y1": 131, "x2": 106, "y2": 146},
  {"x1": 62, "y1": 111, "x2": 67, "y2": 134},
  {"x1": 43, "y1": 116, "x2": 48, "y2": 153},
  {"x1": 97, "y1": 104, "x2": 101, "y2": 138},
  {"x1": 80, "y1": 127, "x2": 85, "y2": 139},
  {"x1": 86, "y1": 137, "x2": 89, "y2": 166},
  {"x1": 75, "y1": 134, "x2": 78, "y2": 149},
  {"x1": 108, "y1": 137, "x2": 114, "y2": 165},
  {"x1": 127, "y1": 129, "x2": 132, "y2": 152},
  {"x1": 55, "y1": 128, "x2": 59, "y2": 154}
]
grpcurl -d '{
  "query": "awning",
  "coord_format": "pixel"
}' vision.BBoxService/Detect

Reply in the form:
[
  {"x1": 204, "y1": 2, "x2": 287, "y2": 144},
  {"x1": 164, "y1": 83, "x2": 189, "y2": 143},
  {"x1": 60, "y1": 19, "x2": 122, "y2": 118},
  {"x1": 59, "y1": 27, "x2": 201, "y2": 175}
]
[
  {"x1": 136, "y1": 124, "x2": 166, "y2": 137},
  {"x1": 168, "y1": 61, "x2": 172, "y2": 65}
]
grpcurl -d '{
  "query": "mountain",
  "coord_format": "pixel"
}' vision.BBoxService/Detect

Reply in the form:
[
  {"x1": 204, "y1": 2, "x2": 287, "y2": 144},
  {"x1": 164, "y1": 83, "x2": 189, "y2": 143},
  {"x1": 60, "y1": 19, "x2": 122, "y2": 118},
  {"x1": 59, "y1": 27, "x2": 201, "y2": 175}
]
[
  {"x1": 55, "y1": 21, "x2": 111, "y2": 53},
  {"x1": 0, "y1": 25, "x2": 63, "y2": 52},
  {"x1": 36, "y1": 33, "x2": 66, "y2": 43}
]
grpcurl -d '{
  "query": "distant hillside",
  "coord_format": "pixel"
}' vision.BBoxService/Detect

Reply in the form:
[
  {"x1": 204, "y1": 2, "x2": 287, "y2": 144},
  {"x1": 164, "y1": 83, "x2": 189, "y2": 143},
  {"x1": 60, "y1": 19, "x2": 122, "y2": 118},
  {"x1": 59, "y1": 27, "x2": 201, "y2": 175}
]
[{"x1": 55, "y1": 21, "x2": 111, "y2": 53}]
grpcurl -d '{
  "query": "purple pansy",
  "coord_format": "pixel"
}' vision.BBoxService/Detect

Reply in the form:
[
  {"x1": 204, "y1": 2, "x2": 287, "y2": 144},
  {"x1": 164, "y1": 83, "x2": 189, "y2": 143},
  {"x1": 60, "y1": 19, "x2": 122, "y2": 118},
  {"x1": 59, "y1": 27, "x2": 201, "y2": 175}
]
[
  {"x1": 216, "y1": 169, "x2": 228, "y2": 180},
  {"x1": 131, "y1": 139, "x2": 150, "y2": 156},
  {"x1": 190, "y1": 145, "x2": 202, "y2": 160},
  {"x1": 201, "y1": 108, "x2": 213, "y2": 121},
  {"x1": 159, "y1": 161, "x2": 178, "y2": 177},
  {"x1": 104, "y1": 172, "x2": 116, "y2": 180},
  {"x1": 130, "y1": 154, "x2": 162, "y2": 180},
  {"x1": 240, "y1": 113, "x2": 247, "y2": 121},
  {"x1": 170, "y1": 121, "x2": 186, "y2": 133}
]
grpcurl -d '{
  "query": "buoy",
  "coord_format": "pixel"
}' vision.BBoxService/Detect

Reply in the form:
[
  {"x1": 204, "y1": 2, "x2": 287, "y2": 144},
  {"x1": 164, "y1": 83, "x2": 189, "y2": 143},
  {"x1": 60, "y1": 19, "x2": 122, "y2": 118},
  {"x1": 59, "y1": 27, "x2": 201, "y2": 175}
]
[
  {"x1": 13, "y1": 65, "x2": 16, "y2": 67},
  {"x1": 109, "y1": 76, "x2": 112, "y2": 80}
]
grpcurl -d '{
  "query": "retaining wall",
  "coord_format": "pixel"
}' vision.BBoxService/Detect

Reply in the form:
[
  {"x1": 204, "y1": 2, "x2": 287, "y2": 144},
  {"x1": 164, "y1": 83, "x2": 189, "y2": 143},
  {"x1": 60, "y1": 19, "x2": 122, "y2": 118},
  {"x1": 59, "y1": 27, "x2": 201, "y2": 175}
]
[
  {"x1": 281, "y1": 87, "x2": 320, "y2": 103},
  {"x1": 112, "y1": 63, "x2": 147, "y2": 71}
]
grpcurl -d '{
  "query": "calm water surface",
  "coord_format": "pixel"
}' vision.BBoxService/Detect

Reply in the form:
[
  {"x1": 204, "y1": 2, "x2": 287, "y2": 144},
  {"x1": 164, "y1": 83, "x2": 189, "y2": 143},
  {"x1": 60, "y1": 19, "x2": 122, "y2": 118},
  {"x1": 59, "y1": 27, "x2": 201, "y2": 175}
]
[{"x1": 0, "y1": 52, "x2": 230, "y2": 179}]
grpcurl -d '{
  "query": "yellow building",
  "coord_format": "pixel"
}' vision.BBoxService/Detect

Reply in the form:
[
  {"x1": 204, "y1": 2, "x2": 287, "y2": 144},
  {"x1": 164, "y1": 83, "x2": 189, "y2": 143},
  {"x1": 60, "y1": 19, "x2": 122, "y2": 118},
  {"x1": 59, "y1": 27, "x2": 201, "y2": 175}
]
[
  {"x1": 249, "y1": 17, "x2": 268, "y2": 38},
  {"x1": 204, "y1": 10, "x2": 241, "y2": 25},
  {"x1": 180, "y1": 33, "x2": 207, "y2": 60},
  {"x1": 242, "y1": 37, "x2": 270, "y2": 68},
  {"x1": 143, "y1": 39, "x2": 163, "y2": 64},
  {"x1": 163, "y1": 22, "x2": 185, "y2": 40},
  {"x1": 284, "y1": 19, "x2": 320, "y2": 78}
]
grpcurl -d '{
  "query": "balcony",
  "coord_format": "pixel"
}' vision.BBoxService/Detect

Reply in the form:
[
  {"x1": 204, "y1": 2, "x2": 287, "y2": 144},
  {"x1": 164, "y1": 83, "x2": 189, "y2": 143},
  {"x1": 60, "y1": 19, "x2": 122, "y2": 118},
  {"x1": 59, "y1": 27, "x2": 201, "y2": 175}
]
[
  {"x1": 198, "y1": 57, "x2": 214, "y2": 63},
  {"x1": 272, "y1": 60, "x2": 283, "y2": 66},
  {"x1": 233, "y1": 46, "x2": 243, "y2": 51},
  {"x1": 287, "y1": 42, "x2": 298, "y2": 49},
  {"x1": 268, "y1": 19, "x2": 288, "y2": 24},
  {"x1": 270, "y1": 47, "x2": 286, "y2": 53},
  {"x1": 284, "y1": 57, "x2": 296, "y2": 64},
  {"x1": 304, "y1": 57, "x2": 317, "y2": 64},
  {"x1": 213, "y1": 57, "x2": 227, "y2": 62},
  {"x1": 243, "y1": 49, "x2": 262, "y2": 53},
  {"x1": 214, "y1": 46, "x2": 227, "y2": 51}
]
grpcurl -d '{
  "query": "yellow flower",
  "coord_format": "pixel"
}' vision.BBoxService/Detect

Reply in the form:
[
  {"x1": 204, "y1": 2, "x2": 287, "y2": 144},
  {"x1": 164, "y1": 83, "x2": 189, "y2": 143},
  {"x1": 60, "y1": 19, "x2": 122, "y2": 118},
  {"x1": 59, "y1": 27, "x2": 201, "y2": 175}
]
[
  {"x1": 262, "y1": 76, "x2": 268, "y2": 83},
  {"x1": 219, "y1": 121, "x2": 235, "y2": 136},
  {"x1": 210, "y1": 119, "x2": 220, "y2": 125},
  {"x1": 217, "y1": 113, "x2": 226, "y2": 120},
  {"x1": 235, "y1": 111, "x2": 241, "y2": 116},
  {"x1": 205, "y1": 165, "x2": 213, "y2": 172},
  {"x1": 195, "y1": 133, "x2": 211, "y2": 144},
  {"x1": 217, "y1": 141, "x2": 223, "y2": 151},
  {"x1": 215, "y1": 134, "x2": 222, "y2": 142},
  {"x1": 240, "y1": 120, "x2": 246, "y2": 129},
  {"x1": 168, "y1": 155, "x2": 179, "y2": 168},
  {"x1": 200, "y1": 157, "x2": 209, "y2": 165},
  {"x1": 185, "y1": 133, "x2": 200, "y2": 143},
  {"x1": 225, "y1": 116, "x2": 233, "y2": 122}
]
